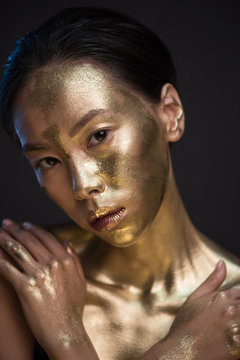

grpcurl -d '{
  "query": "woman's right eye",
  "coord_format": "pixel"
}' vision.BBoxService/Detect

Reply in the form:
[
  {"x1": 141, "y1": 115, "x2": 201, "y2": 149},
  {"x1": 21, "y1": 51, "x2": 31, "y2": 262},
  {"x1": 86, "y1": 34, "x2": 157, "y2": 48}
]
[{"x1": 36, "y1": 157, "x2": 60, "y2": 169}]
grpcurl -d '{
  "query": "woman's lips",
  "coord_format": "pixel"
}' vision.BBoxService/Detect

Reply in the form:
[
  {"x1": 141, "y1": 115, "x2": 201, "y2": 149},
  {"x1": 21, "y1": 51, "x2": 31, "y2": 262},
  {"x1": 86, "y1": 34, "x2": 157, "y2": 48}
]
[{"x1": 88, "y1": 207, "x2": 126, "y2": 232}]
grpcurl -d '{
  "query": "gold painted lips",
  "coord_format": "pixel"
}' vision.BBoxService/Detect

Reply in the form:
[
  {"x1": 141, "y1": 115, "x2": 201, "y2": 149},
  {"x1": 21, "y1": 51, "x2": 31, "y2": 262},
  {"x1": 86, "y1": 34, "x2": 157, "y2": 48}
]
[{"x1": 88, "y1": 206, "x2": 125, "y2": 224}]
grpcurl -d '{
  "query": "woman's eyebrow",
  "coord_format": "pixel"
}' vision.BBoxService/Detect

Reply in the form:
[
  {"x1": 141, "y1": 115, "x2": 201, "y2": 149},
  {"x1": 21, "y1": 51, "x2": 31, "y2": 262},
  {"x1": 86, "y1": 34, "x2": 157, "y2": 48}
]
[
  {"x1": 69, "y1": 108, "x2": 108, "y2": 137},
  {"x1": 21, "y1": 144, "x2": 50, "y2": 154}
]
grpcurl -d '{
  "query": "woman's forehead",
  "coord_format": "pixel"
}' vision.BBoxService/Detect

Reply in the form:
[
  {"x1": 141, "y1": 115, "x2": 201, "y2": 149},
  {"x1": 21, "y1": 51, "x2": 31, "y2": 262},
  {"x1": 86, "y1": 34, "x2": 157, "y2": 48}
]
[
  {"x1": 13, "y1": 63, "x2": 116, "y2": 130},
  {"x1": 13, "y1": 62, "x2": 158, "y2": 145},
  {"x1": 22, "y1": 63, "x2": 113, "y2": 111}
]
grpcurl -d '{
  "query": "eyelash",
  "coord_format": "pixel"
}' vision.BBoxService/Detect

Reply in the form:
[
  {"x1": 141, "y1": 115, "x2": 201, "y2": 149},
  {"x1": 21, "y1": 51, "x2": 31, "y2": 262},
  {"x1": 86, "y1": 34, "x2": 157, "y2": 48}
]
[
  {"x1": 36, "y1": 129, "x2": 109, "y2": 170},
  {"x1": 36, "y1": 157, "x2": 60, "y2": 170},
  {"x1": 87, "y1": 129, "x2": 109, "y2": 149}
]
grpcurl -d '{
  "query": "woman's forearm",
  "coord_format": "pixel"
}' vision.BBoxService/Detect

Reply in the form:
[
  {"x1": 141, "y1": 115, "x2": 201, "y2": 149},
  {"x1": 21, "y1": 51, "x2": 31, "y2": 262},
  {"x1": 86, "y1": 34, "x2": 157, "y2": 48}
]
[
  {"x1": 46, "y1": 329, "x2": 100, "y2": 360},
  {"x1": 138, "y1": 335, "x2": 197, "y2": 360}
]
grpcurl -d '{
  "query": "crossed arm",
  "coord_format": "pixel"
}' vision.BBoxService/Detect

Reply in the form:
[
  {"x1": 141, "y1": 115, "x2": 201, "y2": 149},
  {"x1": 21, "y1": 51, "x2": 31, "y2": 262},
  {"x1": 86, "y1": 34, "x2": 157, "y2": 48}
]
[{"x1": 0, "y1": 220, "x2": 239, "y2": 360}]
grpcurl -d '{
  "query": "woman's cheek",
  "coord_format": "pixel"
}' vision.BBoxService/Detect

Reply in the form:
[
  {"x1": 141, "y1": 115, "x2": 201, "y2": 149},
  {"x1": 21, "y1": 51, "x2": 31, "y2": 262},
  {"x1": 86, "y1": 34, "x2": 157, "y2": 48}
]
[
  {"x1": 36, "y1": 168, "x2": 71, "y2": 205},
  {"x1": 96, "y1": 153, "x2": 122, "y2": 190},
  {"x1": 96, "y1": 150, "x2": 139, "y2": 190}
]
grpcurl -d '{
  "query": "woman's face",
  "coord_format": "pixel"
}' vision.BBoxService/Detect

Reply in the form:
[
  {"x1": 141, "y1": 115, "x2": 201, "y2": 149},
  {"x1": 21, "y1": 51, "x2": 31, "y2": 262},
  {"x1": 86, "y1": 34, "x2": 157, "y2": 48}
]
[{"x1": 13, "y1": 63, "x2": 169, "y2": 247}]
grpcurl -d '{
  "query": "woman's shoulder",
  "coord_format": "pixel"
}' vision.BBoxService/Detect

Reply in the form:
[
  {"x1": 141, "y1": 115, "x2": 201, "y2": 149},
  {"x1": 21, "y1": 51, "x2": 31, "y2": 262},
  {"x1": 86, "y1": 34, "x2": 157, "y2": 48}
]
[
  {"x1": 200, "y1": 233, "x2": 240, "y2": 288},
  {"x1": 47, "y1": 222, "x2": 95, "y2": 255},
  {"x1": 222, "y1": 252, "x2": 240, "y2": 288}
]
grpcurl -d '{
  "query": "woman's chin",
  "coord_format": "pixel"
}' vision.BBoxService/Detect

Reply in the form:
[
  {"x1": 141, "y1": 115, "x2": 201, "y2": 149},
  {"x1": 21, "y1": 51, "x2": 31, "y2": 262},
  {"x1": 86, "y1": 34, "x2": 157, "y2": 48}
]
[{"x1": 97, "y1": 227, "x2": 140, "y2": 248}]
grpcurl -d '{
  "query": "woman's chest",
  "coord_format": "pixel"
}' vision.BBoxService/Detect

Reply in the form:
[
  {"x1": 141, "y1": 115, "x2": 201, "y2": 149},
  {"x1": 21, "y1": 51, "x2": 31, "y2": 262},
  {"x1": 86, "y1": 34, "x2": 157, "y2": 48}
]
[{"x1": 83, "y1": 286, "x2": 180, "y2": 360}]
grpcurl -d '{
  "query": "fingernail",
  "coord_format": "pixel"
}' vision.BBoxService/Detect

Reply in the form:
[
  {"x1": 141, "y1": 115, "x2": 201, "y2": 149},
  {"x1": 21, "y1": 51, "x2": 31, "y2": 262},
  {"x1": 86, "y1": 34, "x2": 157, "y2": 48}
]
[
  {"x1": 66, "y1": 245, "x2": 73, "y2": 255},
  {"x1": 216, "y1": 260, "x2": 224, "y2": 271},
  {"x1": 22, "y1": 222, "x2": 32, "y2": 230},
  {"x1": 2, "y1": 219, "x2": 12, "y2": 227}
]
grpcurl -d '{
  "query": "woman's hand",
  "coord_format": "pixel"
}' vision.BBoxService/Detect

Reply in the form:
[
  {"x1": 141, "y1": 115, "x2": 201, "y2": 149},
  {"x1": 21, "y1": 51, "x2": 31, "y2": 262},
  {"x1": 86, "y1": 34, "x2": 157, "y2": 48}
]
[
  {"x1": 0, "y1": 219, "x2": 99, "y2": 360},
  {"x1": 140, "y1": 261, "x2": 240, "y2": 360},
  {"x1": 0, "y1": 247, "x2": 34, "y2": 360}
]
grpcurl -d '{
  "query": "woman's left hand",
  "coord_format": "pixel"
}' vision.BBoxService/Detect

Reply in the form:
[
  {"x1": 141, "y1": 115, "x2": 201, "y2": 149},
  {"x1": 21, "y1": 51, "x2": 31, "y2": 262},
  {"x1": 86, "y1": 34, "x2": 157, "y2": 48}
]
[{"x1": 0, "y1": 219, "x2": 92, "y2": 358}]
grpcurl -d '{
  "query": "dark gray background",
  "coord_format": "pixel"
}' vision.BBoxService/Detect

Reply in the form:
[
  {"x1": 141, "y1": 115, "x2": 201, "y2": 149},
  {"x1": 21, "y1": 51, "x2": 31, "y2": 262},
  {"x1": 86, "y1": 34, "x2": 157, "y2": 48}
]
[{"x1": 0, "y1": 0, "x2": 239, "y2": 255}]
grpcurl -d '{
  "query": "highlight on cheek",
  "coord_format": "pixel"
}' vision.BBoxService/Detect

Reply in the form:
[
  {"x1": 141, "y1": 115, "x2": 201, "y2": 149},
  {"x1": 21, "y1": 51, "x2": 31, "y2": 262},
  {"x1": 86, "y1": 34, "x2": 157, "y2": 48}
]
[{"x1": 96, "y1": 154, "x2": 120, "y2": 189}]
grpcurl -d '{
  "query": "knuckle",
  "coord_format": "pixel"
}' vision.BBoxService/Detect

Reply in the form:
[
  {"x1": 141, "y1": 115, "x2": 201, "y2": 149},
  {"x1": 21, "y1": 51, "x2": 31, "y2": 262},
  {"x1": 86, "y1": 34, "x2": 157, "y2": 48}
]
[
  {"x1": 215, "y1": 290, "x2": 230, "y2": 302},
  {"x1": 219, "y1": 290, "x2": 228, "y2": 299},
  {"x1": 49, "y1": 258, "x2": 59, "y2": 269},
  {"x1": 27, "y1": 275, "x2": 37, "y2": 287},
  {"x1": 5, "y1": 241, "x2": 18, "y2": 252},
  {"x1": 61, "y1": 255, "x2": 74, "y2": 268},
  {"x1": 224, "y1": 305, "x2": 236, "y2": 317}
]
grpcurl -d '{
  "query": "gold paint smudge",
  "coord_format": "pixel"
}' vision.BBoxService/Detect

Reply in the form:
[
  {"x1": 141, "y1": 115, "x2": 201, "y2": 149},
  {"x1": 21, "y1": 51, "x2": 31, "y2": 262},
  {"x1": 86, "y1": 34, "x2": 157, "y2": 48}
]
[
  {"x1": 159, "y1": 335, "x2": 197, "y2": 360},
  {"x1": 4, "y1": 241, "x2": 29, "y2": 262},
  {"x1": 42, "y1": 124, "x2": 70, "y2": 158}
]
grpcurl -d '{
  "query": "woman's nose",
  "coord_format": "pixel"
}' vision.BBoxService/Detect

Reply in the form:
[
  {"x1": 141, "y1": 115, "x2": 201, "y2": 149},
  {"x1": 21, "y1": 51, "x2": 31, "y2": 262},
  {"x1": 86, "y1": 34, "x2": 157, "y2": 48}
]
[{"x1": 71, "y1": 160, "x2": 105, "y2": 200}]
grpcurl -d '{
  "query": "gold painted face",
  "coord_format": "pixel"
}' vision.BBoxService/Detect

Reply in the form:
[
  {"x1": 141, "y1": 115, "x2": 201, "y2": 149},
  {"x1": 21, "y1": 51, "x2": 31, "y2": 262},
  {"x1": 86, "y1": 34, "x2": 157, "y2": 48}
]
[{"x1": 13, "y1": 63, "x2": 169, "y2": 247}]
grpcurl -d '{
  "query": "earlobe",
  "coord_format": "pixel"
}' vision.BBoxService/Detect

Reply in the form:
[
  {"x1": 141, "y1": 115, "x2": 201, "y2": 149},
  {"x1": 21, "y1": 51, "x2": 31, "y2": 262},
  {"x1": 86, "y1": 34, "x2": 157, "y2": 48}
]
[{"x1": 158, "y1": 83, "x2": 185, "y2": 143}]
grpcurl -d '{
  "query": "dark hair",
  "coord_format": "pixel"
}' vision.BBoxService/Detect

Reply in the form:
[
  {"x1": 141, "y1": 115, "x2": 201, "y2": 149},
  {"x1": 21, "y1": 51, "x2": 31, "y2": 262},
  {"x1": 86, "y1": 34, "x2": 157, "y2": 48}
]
[{"x1": 0, "y1": 7, "x2": 176, "y2": 143}]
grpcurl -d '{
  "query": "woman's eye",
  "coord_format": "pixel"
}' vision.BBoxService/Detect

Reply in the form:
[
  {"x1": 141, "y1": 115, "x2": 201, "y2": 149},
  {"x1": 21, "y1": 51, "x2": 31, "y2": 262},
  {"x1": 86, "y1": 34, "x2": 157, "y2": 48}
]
[
  {"x1": 37, "y1": 157, "x2": 60, "y2": 169},
  {"x1": 88, "y1": 130, "x2": 109, "y2": 148}
]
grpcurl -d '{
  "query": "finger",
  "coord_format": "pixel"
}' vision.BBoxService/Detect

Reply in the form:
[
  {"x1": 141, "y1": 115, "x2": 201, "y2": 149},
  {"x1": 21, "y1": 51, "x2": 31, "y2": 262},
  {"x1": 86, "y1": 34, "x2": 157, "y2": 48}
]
[
  {"x1": 0, "y1": 257, "x2": 25, "y2": 291},
  {"x1": 0, "y1": 245, "x2": 21, "y2": 272},
  {"x1": 2, "y1": 219, "x2": 52, "y2": 263},
  {"x1": 0, "y1": 230, "x2": 38, "y2": 274},
  {"x1": 65, "y1": 242, "x2": 85, "y2": 282},
  {"x1": 22, "y1": 222, "x2": 67, "y2": 258},
  {"x1": 189, "y1": 260, "x2": 227, "y2": 300}
]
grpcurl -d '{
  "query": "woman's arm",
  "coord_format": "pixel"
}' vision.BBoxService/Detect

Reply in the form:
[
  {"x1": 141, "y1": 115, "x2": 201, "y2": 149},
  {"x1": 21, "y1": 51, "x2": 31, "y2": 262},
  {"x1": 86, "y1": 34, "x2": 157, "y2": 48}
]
[
  {"x1": 0, "y1": 249, "x2": 34, "y2": 360},
  {"x1": 139, "y1": 261, "x2": 240, "y2": 360},
  {"x1": 0, "y1": 221, "x2": 99, "y2": 360},
  {"x1": 1, "y1": 221, "x2": 240, "y2": 360}
]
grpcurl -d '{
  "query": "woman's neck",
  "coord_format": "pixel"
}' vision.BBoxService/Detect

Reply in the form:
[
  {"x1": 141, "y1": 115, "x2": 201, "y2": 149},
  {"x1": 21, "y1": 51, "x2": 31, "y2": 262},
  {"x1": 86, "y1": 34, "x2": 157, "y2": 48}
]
[{"x1": 83, "y1": 165, "x2": 202, "y2": 292}]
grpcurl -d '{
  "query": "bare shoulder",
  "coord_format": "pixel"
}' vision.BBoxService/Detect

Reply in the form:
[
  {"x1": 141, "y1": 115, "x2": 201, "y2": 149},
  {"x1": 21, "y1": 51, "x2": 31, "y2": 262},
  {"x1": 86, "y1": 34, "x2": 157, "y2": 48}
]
[
  {"x1": 48, "y1": 222, "x2": 96, "y2": 255},
  {"x1": 222, "y1": 252, "x2": 240, "y2": 288},
  {"x1": 201, "y1": 233, "x2": 240, "y2": 288}
]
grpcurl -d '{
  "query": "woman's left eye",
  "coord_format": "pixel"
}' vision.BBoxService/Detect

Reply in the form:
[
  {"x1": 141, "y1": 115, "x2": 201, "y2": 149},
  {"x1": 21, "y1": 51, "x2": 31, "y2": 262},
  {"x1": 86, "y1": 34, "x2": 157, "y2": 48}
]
[
  {"x1": 36, "y1": 157, "x2": 60, "y2": 170},
  {"x1": 88, "y1": 130, "x2": 109, "y2": 148}
]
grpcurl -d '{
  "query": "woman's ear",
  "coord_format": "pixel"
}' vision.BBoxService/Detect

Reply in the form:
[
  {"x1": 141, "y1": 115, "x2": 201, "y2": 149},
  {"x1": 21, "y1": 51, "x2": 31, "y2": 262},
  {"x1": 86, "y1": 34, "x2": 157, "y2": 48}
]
[{"x1": 157, "y1": 83, "x2": 185, "y2": 142}]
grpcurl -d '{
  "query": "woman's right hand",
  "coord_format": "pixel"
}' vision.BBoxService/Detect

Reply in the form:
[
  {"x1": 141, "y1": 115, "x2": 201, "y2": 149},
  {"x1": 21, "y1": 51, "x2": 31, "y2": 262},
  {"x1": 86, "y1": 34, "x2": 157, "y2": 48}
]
[
  {"x1": 0, "y1": 220, "x2": 99, "y2": 360},
  {"x1": 141, "y1": 260, "x2": 240, "y2": 360}
]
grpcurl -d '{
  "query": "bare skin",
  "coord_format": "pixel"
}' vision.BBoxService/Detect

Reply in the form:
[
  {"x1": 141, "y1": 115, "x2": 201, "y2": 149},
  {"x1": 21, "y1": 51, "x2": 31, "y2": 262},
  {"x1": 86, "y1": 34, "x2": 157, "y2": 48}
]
[{"x1": 1, "y1": 62, "x2": 240, "y2": 359}]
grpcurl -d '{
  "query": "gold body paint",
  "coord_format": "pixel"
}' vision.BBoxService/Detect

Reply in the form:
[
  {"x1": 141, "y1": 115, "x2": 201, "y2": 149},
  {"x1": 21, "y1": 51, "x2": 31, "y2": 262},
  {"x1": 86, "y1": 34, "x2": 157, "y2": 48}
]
[
  {"x1": 4, "y1": 241, "x2": 29, "y2": 262},
  {"x1": 225, "y1": 328, "x2": 240, "y2": 357},
  {"x1": 158, "y1": 335, "x2": 197, "y2": 360},
  {"x1": 13, "y1": 63, "x2": 240, "y2": 359}
]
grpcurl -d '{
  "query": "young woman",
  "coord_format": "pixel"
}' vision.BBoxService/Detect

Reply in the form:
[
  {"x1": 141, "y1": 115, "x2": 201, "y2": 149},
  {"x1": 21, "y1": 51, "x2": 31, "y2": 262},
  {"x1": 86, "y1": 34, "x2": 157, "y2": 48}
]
[{"x1": 1, "y1": 7, "x2": 240, "y2": 360}]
